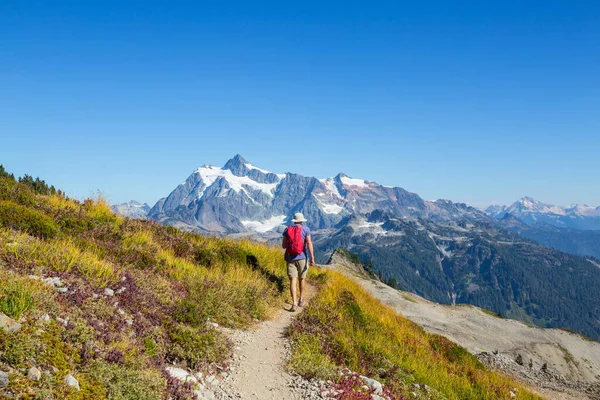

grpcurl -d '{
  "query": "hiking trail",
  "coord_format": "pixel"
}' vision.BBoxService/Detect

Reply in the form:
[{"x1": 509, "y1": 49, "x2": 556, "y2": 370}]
[{"x1": 214, "y1": 282, "x2": 326, "y2": 400}]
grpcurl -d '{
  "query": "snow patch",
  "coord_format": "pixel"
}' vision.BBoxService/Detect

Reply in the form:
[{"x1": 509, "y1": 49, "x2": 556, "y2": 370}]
[
  {"x1": 588, "y1": 259, "x2": 600, "y2": 269},
  {"x1": 321, "y1": 203, "x2": 344, "y2": 214},
  {"x1": 340, "y1": 176, "x2": 368, "y2": 188},
  {"x1": 245, "y1": 162, "x2": 272, "y2": 174},
  {"x1": 358, "y1": 222, "x2": 385, "y2": 229},
  {"x1": 241, "y1": 215, "x2": 287, "y2": 233},
  {"x1": 318, "y1": 178, "x2": 343, "y2": 199},
  {"x1": 196, "y1": 166, "x2": 279, "y2": 198}
]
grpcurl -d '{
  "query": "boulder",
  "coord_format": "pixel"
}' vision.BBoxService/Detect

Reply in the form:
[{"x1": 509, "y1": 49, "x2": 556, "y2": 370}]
[
  {"x1": 165, "y1": 366, "x2": 197, "y2": 383},
  {"x1": 0, "y1": 371, "x2": 9, "y2": 387},
  {"x1": 65, "y1": 374, "x2": 80, "y2": 391},
  {"x1": 27, "y1": 367, "x2": 41, "y2": 381},
  {"x1": 0, "y1": 313, "x2": 21, "y2": 333},
  {"x1": 359, "y1": 376, "x2": 383, "y2": 395}
]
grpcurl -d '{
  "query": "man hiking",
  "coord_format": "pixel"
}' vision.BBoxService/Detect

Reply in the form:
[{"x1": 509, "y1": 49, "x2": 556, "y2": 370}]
[{"x1": 282, "y1": 212, "x2": 315, "y2": 311}]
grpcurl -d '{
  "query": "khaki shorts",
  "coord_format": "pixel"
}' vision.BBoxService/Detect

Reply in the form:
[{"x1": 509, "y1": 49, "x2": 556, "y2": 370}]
[{"x1": 287, "y1": 259, "x2": 309, "y2": 279}]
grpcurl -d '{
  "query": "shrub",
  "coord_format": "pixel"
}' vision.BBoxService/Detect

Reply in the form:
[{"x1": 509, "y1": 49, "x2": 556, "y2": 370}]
[
  {"x1": 166, "y1": 324, "x2": 228, "y2": 369},
  {"x1": 0, "y1": 328, "x2": 41, "y2": 368},
  {"x1": 88, "y1": 360, "x2": 165, "y2": 400},
  {"x1": 0, "y1": 280, "x2": 35, "y2": 319},
  {"x1": 0, "y1": 271, "x2": 55, "y2": 320},
  {"x1": 0, "y1": 178, "x2": 36, "y2": 206},
  {"x1": 0, "y1": 200, "x2": 58, "y2": 238}
]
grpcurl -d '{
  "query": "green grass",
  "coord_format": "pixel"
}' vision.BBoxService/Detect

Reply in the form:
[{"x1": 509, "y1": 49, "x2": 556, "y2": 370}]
[{"x1": 289, "y1": 270, "x2": 543, "y2": 400}]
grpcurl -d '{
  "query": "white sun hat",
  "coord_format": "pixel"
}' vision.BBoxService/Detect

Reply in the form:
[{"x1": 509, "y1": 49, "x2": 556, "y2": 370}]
[{"x1": 291, "y1": 212, "x2": 307, "y2": 223}]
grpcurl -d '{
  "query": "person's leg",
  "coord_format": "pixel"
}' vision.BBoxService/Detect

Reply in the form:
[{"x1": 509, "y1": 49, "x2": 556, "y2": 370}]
[
  {"x1": 298, "y1": 258, "x2": 308, "y2": 306},
  {"x1": 289, "y1": 277, "x2": 298, "y2": 306},
  {"x1": 299, "y1": 278, "x2": 305, "y2": 304},
  {"x1": 287, "y1": 262, "x2": 299, "y2": 309}
]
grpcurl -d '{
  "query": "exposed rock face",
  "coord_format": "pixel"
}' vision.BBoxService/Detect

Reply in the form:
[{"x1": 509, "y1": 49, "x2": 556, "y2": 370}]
[{"x1": 147, "y1": 155, "x2": 488, "y2": 234}]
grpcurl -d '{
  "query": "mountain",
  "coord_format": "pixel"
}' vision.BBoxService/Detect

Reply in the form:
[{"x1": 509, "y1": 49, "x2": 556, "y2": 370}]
[
  {"x1": 111, "y1": 200, "x2": 151, "y2": 219},
  {"x1": 487, "y1": 196, "x2": 600, "y2": 230},
  {"x1": 313, "y1": 210, "x2": 600, "y2": 341},
  {"x1": 148, "y1": 154, "x2": 488, "y2": 233},
  {"x1": 497, "y1": 214, "x2": 600, "y2": 259}
]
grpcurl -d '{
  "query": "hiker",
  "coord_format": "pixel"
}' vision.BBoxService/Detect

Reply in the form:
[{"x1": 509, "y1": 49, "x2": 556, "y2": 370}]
[{"x1": 282, "y1": 212, "x2": 315, "y2": 311}]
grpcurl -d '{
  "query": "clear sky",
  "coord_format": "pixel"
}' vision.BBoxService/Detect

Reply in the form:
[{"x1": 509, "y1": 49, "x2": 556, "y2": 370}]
[{"x1": 1, "y1": 1, "x2": 599, "y2": 208}]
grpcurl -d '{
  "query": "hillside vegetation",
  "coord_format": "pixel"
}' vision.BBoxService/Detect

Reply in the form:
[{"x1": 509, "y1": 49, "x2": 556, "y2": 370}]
[
  {"x1": 0, "y1": 168, "x2": 540, "y2": 399},
  {"x1": 0, "y1": 171, "x2": 287, "y2": 399}
]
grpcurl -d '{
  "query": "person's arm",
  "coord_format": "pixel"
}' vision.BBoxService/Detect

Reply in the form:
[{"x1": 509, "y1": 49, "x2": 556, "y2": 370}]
[{"x1": 305, "y1": 235, "x2": 315, "y2": 266}]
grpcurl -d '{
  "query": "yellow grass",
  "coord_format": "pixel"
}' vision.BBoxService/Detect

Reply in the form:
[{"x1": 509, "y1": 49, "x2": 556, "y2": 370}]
[
  {"x1": 290, "y1": 270, "x2": 543, "y2": 400},
  {"x1": 0, "y1": 229, "x2": 118, "y2": 288}
]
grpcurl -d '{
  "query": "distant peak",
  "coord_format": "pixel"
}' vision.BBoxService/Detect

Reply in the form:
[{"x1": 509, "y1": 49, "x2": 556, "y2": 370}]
[
  {"x1": 223, "y1": 154, "x2": 249, "y2": 169},
  {"x1": 520, "y1": 196, "x2": 537, "y2": 203},
  {"x1": 223, "y1": 154, "x2": 251, "y2": 175},
  {"x1": 229, "y1": 154, "x2": 248, "y2": 165}
]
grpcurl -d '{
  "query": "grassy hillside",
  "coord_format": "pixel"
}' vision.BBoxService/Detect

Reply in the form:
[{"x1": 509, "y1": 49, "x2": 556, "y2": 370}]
[
  {"x1": 0, "y1": 173, "x2": 287, "y2": 399},
  {"x1": 0, "y1": 169, "x2": 541, "y2": 399},
  {"x1": 290, "y1": 270, "x2": 542, "y2": 400}
]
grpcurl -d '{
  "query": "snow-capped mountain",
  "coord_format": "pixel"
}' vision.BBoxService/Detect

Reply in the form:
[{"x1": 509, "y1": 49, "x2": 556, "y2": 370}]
[
  {"x1": 486, "y1": 197, "x2": 600, "y2": 230},
  {"x1": 148, "y1": 155, "x2": 489, "y2": 233},
  {"x1": 111, "y1": 201, "x2": 151, "y2": 219}
]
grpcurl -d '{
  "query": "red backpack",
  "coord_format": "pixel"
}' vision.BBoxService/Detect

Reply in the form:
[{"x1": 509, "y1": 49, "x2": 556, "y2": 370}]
[{"x1": 286, "y1": 225, "x2": 305, "y2": 257}]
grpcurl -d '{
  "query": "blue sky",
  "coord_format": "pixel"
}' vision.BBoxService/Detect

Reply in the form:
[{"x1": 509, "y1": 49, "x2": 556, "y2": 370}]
[{"x1": 1, "y1": 1, "x2": 598, "y2": 207}]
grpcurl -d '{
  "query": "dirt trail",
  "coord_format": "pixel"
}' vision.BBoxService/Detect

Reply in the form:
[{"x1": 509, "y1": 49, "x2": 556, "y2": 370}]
[{"x1": 215, "y1": 283, "x2": 323, "y2": 400}]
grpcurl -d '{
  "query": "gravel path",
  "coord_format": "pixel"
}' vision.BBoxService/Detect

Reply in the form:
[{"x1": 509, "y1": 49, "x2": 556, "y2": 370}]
[{"x1": 214, "y1": 283, "x2": 328, "y2": 400}]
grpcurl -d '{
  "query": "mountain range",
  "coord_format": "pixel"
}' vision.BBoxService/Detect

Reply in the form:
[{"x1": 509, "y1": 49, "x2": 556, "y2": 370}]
[
  {"x1": 110, "y1": 200, "x2": 151, "y2": 219},
  {"x1": 112, "y1": 155, "x2": 600, "y2": 340},
  {"x1": 143, "y1": 154, "x2": 486, "y2": 233},
  {"x1": 486, "y1": 196, "x2": 600, "y2": 230}
]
